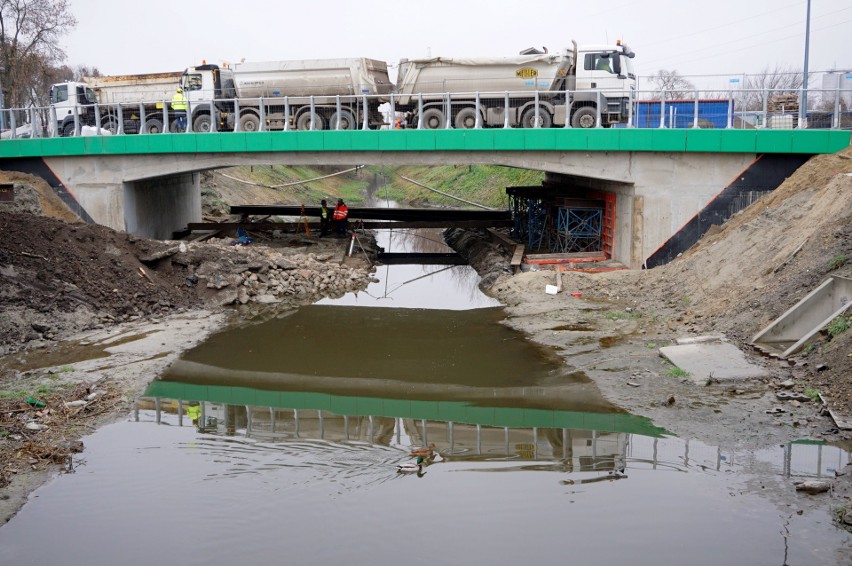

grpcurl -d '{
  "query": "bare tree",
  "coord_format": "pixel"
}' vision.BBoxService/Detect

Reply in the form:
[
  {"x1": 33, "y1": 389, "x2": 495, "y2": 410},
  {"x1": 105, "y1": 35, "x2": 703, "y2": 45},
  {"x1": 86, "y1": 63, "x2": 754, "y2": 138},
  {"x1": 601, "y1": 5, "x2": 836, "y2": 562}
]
[
  {"x1": 0, "y1": 0, "x2": 77, "y2": 109},
  {"x1": 737, "y1": 65, "x2": 809, "y2": 112},
  {"x1": 647, "y1": 69, "x2": 695, "y2": 100}
]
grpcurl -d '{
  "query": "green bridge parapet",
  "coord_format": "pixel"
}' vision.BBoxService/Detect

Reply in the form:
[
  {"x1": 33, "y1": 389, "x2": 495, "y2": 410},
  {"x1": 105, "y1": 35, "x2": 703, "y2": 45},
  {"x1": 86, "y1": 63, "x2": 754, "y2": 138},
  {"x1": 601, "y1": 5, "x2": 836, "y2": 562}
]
[{"x1": 1, "y1": 128, "x2": 849, "y2": 158}]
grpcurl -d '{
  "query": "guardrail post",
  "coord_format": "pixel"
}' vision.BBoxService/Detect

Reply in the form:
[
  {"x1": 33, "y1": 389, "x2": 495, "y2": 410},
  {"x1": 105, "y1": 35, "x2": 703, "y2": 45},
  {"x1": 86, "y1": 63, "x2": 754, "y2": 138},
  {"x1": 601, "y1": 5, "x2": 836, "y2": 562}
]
[
  {"x1": 595, "y1": 91, "x2": 602, "y2": 128},
  {"x1": 284, "y1": 97, "x2": 290, "y2": 131},
  {"x1": 258, "y1": 97, "x2": 265, "y2": 132},
  {"x1": 116, "y1": 104, "x2": 124, "y2": 135},
  {"x1": 659, "y1": 90, "x2": 666, "y2": 129},
  {"x1": 73, "y1": 103, "x2": 80, "y2": 136},
  {"x1": 444, "y1": 93, "x2": 452, "y2": 129},
  {"x1": 564, "y1": 91, "x2": 572, "y2": 128},
  {"x1": 185, "y1": 98, "x2": 192, "y2": 133},
  {"x1": 361, "y1": 94, "x2": 369, "y2": 130},
  {"x1": 138, "y1": 103, "x2": 146, "y2": 134},
  {"x1": 692, "y1": 89, "x2": 699, "y2": 128},
  {"x1": 233, "y1": 98, "x2": 241, "y2": 132},
  {"x1": 29, "y1": 107, "x2": 38, "y2": 138},
  {"x1": 49, "y1": 105, "x2": 58, "y2": 137},
  {"x1": 417, "y1": 94, "x2": 424, "y2": 129},
  {"x1": 475, "y1": 92, "x2": 482, "y2": 129},
  {"x1": 726, "y1": 91, "x2": 733, "y2": 129},
  {"x1": 335, "y1": 95, "x2": 343, "y2": 130},
  {"x1": 797, "y1": 87, "x2": 805, "y2": 129},
  {"x1": 503, "y1": 91, "x2": 511, "y2": 129},
  {"x1": 625, "y1": 89, "x2": 632, "y2": 128},
  {"x1": 534, "y1": 90, "x2": 541, "y2": 128},
  {"x1": 94, "y1": 104, "x2": 101, "y2": 134},
  {"x1": 833, "y1": 84, "x2": 841, "y2": 129},
  {"x1": 162, "y1": 100, "x2": 168, "y2": 134},
  {"x1": 389, "y1": 93, "x2": 396, "y2": 130},
  {"x1": 761, "y1": 88, "x2": 768, "y2": 129},
  {"x1": 210, "y1": 99, "x2": 217, "y2": 132},
  {"x1": 9, "y1": 110, "x2": 16, "y2": 139}
]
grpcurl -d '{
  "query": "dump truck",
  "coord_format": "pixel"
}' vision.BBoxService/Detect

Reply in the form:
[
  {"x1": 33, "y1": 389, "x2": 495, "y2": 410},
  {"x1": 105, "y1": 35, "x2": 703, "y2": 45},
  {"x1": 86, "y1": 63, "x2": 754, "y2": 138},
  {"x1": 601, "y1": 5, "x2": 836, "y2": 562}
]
[
  {"x1": 178, "y1": 58, "x2": 392, "y2": 132},
  {"x1": 49, "y1": 72, "x2": 184, "y2": 136},
  {"x1": 393, "y1": 41, "x2": 636, "y2": 128}
]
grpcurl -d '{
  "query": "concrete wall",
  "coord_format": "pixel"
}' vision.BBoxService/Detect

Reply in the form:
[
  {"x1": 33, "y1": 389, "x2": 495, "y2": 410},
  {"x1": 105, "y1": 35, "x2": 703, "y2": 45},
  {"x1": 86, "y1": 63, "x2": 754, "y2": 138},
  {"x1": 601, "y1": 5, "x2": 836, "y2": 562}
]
[{"x1": 124, "y1": 173, "x2": 201, "y2": 239}]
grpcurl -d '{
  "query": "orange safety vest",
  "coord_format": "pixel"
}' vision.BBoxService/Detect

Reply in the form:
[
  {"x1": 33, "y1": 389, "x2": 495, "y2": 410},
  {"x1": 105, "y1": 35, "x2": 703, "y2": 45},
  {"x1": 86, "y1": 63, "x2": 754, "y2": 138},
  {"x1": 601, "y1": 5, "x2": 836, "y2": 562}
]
[{"x1": 333, "y1": 204, "x2": 348, "y2": 221}]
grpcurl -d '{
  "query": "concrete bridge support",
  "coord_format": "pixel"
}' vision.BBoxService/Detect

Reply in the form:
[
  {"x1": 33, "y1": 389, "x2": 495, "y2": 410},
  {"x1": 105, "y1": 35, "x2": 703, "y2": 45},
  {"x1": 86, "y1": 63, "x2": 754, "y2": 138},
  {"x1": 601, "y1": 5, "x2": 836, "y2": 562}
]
[{"x1": 38, "y1": 156, "x2": 202, "y2": 239}]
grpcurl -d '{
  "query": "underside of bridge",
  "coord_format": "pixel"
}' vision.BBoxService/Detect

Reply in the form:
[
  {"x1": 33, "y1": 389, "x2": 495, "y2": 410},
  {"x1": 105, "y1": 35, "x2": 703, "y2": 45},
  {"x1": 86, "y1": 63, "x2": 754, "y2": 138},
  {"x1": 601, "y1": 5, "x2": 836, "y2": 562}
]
[{"x1": 0, "y1": 149, "x2": 814, "y2": 269}]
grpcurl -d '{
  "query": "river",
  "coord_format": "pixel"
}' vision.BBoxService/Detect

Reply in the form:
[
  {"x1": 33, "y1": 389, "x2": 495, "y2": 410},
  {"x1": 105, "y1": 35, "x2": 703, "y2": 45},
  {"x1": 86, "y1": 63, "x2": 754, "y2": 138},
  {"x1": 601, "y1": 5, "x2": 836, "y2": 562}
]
[{"x1": 0, "y1": 195, "x2": 850, "y2": 564}]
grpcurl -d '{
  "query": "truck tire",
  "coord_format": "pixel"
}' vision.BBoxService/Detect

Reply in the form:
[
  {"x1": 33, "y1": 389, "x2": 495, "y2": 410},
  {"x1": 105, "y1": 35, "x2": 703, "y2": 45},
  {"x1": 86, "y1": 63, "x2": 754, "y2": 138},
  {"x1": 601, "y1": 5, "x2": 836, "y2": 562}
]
[
  {"x1": 571, "y1": 107, "x2": 597, "y2": 128},
  {"x1": 143, "y1": 118, "x2": 164, "y2": 134},
  {"x1": 101, "y1": 117, "x2": 118, "y2": 135},
  {"x1": 454, "y1": 107, "x2": 479, "y2": 129},
  {"x1": 421, "y1": 108, "x2": 445, "y2": 129},
  {"x1": 296, "y1": 111, "x2": 325, "y2": 131},
  {"x1": 520, "y1": 106, "x2": 552, "y2": 128},
  {"x1": 193, "y1": 114, "x2": 212, "y2": 133},
  {"x1": 330, "y1": 110, "x2": 356, "y2": 130},
  {"x1": 61, "y1": 122, "x2": 77, "y2": 137},
  {"x1": 239, "y1": 113, "x2": 261, "y2": 132}
]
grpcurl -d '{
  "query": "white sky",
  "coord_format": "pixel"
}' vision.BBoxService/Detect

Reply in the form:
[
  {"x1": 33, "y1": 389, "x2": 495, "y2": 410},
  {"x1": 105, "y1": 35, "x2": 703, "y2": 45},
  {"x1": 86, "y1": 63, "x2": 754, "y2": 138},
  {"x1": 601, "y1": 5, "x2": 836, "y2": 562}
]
[{"x1": 64, "y1": 0, "x2": 850, "y2": 84}]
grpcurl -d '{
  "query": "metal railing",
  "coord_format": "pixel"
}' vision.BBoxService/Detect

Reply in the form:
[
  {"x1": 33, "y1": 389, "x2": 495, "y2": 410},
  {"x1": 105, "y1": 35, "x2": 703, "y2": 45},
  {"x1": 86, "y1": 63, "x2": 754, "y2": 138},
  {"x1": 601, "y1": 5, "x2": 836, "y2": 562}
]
[{"x1": 1, "y1": 87, "x2": 850, "y2": 139}]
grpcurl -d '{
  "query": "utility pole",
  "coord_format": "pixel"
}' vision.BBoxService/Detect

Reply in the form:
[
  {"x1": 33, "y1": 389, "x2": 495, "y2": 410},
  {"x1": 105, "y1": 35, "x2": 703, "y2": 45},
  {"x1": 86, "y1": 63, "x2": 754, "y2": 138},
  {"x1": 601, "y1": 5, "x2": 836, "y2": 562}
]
[{"x1": 800, "y1": 0, "x2": 811, "y2": 128}]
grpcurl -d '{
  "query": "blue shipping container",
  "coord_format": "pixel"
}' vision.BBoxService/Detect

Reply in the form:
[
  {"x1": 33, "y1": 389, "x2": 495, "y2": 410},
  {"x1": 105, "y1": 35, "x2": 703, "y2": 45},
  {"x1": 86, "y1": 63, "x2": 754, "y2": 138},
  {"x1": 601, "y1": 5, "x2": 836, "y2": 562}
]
[{"x1": 634, "y1": 99, "x2": 732, "y2": 128}]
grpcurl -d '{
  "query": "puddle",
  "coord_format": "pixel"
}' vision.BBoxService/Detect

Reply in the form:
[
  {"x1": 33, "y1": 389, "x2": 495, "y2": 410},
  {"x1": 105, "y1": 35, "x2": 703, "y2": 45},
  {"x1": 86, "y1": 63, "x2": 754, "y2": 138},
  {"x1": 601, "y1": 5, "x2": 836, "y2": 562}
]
[
  {"x1": 0, "y1": 330, "x2": 159, "y2": 372},
  {"x1": 551, "y1": 324, "x2": 595, "y2": 332}
]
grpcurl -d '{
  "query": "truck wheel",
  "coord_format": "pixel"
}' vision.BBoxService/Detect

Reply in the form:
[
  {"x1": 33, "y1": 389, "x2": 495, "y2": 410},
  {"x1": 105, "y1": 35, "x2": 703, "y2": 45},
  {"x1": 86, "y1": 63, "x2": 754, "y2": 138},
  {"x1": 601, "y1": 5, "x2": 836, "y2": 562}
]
[
  {"x1": 296, "y1": 111, "x2": 325, "y2": 131},
  {"x1": 454, "y1": 108, "x2": 479, "y2": 129},
  {"x1": 421, "y1": 108, "x2": 445, "y2": 129},
  {"x1": 520, "y1": 107, "x2": 552, "y2": 128},
  {"x1": 330, "y1": 110, "x2": 356, "y2": 130},
  {"x1": 61, "y1": 122, "x2": 77, "y2": 137},
  {"x1": 193, "y1": 114, "x2": 212, "y2": 133},
  {"x1": 571, "y1": 107, "x2": 597, "y2": 128},
  {"x1": 143, "y1": 118, "x2": 164, "y2": 134},
  {"x1": 239, "y1": 113, "x2": 261, "y2": 132},
  {"x1": 101, "y1": 118, "x2": 118, "y2": 135}
]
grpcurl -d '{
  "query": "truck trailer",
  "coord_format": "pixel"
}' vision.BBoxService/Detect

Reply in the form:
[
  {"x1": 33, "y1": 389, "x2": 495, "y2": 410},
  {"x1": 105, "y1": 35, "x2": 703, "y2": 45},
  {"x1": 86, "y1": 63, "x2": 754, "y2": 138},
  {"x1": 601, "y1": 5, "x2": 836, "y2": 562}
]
[
  {"x1": 394, "y1": 41, "x2": 636, "y2": 128},
  {"x1": 226, "y1": 58, "x2": 392, "y2": 131}
]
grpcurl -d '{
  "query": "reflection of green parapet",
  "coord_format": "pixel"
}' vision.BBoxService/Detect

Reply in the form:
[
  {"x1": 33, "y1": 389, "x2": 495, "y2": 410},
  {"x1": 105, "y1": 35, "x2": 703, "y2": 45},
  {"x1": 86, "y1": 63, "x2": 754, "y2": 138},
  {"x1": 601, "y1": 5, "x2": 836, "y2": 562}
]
[{"x1": 143, "y1": 381, "x2": 669, "y2": 438}]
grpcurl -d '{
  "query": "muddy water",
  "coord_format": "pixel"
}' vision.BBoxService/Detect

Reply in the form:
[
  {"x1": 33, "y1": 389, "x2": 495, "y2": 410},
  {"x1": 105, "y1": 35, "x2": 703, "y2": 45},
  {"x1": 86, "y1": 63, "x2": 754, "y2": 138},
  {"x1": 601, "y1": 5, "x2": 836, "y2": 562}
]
[{"x1": 1, "y1": 225, "x2": 851, "y2": 564}]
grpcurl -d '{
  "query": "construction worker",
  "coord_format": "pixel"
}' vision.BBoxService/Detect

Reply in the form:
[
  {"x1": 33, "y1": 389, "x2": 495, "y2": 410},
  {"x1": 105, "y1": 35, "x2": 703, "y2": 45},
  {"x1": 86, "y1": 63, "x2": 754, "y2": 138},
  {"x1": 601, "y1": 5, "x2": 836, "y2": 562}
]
[
  {"x1": 319, "y1": 199, "x2": 330, "y2": 237},
  {"x1": 333, "y1": 198, "x2": 349, "y2": 237},
  {"x1": 171, "y1": 87, "x2": 187, "y2": 132}
]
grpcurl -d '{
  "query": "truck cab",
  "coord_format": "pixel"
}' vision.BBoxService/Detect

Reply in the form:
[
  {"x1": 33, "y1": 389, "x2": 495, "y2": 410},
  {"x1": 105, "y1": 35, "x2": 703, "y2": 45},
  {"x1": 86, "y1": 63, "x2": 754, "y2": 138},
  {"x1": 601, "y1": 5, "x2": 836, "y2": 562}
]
[
  {"x1": 49, "y1": 82, "x2": 98, "y2": 136},
  {"x1": 179, "y1": 64, "x2": 237, "y2": 131},
  {"x1": 571, "y1": 41, "x2": 636, "y2": 127}
]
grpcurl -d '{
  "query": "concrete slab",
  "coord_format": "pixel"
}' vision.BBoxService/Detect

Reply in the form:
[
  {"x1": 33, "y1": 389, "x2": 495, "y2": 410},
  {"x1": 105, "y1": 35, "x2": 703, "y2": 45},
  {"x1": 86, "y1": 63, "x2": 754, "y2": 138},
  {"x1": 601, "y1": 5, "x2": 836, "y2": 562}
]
[{"x1": 659, "y1": 342, "x2": 770, "y2": 385}]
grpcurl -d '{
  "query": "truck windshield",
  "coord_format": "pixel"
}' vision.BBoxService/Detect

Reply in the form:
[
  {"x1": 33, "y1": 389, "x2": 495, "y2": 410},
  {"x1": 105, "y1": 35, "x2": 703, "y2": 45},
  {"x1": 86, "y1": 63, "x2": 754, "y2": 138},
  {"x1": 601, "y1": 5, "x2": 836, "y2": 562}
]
[{"x1": 85, "y1": 88, "x2": 97, "y2": 103}]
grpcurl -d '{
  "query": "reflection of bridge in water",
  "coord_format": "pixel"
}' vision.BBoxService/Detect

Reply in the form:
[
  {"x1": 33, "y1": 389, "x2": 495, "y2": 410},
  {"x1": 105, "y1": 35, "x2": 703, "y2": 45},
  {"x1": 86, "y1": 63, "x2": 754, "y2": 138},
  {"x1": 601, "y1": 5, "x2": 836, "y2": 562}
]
[{"x1": 137, "y1": 391, "x2": 850, "y2": 480}]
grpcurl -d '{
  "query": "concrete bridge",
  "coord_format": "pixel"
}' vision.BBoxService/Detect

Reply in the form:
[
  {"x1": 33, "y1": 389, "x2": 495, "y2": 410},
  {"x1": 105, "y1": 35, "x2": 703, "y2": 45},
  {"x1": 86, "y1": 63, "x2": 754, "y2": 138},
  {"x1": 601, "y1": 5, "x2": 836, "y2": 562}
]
[{"x1": 0, "y1": 128, "x2": 848, "y2": 268}]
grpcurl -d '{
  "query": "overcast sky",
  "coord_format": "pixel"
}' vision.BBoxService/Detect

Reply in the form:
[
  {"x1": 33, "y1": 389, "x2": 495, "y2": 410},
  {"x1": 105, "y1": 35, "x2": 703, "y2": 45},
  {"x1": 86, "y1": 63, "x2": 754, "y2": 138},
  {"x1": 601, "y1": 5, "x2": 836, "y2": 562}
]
[{"x1": 64, "y1": 0, "x2": 850, "y2": 86}]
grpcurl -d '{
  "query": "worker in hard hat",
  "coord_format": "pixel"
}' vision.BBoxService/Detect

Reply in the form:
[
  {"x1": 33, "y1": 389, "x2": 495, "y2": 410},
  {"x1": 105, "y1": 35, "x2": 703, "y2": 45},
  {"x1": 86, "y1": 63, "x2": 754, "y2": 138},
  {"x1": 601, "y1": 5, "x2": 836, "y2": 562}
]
[
  {"x1": 333, "y1": 198, "x2": 349, "y2": 237},
  {"x1": 171, "y1": 87, "x2": 188, "y2": 132}
]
